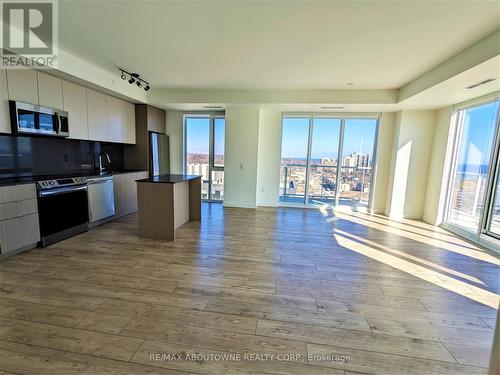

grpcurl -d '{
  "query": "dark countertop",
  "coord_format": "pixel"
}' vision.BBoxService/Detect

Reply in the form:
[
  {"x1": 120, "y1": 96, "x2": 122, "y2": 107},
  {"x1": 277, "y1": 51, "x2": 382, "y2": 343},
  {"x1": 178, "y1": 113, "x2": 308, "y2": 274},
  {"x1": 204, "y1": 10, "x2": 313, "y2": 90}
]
[
  {"x1": 0, "y1": 169, "x2": 147, "y2": 187},
  {"x1": 136, "y1": 174, "x2": 202, "y2": 184}
]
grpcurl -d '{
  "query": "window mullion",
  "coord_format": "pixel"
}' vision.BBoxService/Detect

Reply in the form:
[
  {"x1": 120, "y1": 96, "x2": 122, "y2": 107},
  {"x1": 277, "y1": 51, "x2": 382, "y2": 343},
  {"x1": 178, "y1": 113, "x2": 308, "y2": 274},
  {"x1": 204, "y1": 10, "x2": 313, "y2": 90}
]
[
  {"x1": 335, "y1": 119, "x2": 345, "y2": 205},
  {"x1": 304, "y1": 116, "x2": 314, "y2": 205}
]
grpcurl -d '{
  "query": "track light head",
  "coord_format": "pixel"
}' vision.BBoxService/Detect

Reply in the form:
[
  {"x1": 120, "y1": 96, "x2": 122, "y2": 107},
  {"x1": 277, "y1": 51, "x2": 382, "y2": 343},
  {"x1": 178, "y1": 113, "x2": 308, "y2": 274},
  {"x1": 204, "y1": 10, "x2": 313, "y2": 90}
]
[
  {"x1": 120, "y1": 72, "x2": 126, "y2": 80},
  {"x1": 144, "y1": 85, "x2": 150, "y2": 91},
  {"x1": 136, "y1": 80, "x2": 142, "y2": 88},
  {"x1": 128, "y1": 73, "x2": 139, "y2": 84}
]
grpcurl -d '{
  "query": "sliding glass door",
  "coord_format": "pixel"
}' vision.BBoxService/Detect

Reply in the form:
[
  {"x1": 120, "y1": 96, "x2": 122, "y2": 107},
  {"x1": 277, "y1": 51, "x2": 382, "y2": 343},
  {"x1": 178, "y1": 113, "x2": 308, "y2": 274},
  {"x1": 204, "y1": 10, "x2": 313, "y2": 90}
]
[
  {"x1": 279, "y1": 114, "x2": 379, "y2": 208},
  {"x1": 185, "y1": 114, "x2": 225, "y2": 202},
  {"x1": 444, "y1": 96, "x2": 500, "y2": 248}
]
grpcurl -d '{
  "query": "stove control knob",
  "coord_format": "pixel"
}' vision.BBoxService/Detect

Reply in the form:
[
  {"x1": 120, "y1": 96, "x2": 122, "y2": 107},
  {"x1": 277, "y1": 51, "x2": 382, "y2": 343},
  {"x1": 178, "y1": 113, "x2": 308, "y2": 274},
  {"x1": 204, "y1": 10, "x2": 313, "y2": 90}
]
[
  {"x1": 49, "y1": 181, "x2": 55, "y2": 185},
  {"x1": 42, "y1": 181, "x2": 48, "y2": 186}
]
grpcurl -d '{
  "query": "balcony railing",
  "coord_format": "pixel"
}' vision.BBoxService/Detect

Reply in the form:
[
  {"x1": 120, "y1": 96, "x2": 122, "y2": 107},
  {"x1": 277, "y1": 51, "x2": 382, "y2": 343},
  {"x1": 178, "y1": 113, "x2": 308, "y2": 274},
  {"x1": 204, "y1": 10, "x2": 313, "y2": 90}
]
[{"x1": 280, "y1": 163, "x2": 372, "y2": 204}]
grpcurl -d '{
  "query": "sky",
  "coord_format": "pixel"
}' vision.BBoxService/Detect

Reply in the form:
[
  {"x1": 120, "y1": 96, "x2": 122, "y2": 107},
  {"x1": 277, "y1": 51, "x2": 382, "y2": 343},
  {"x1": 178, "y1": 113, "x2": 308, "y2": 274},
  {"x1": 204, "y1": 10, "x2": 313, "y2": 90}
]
[
  {"x1": 458, "y1": 100, "x2": 499, "y2": 172},
  {"x1": 281, "y1": 117, "x2": 378, "y2": 159},
  {"x1": 186, "y1": 117, "x2": 225, "y2": 155},
  {"x1": 185, "y1": 116, "x2": 378, "y2": 159}
]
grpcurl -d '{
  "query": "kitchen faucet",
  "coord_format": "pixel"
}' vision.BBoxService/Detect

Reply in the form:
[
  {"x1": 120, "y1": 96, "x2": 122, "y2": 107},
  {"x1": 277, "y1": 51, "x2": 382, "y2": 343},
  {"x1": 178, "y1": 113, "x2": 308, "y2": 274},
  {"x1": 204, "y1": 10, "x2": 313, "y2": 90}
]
[{"x1": 98, "y1": 153, "x2": 111, "y2": 174}]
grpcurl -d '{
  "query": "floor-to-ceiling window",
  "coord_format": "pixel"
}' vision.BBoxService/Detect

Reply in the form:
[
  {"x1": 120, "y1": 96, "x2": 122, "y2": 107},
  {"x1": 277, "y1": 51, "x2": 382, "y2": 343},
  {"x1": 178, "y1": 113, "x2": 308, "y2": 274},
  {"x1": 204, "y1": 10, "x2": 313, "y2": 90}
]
[
  {"x1": 184, "y1": 114, "x2": 225, "y2": 201},
  {"x1": 279, "y1": 117, "x2": 310, "y2": 203},
  {"x1": 279, "y1": 113, "x2": 379, "y2": 208},
  {"x1": 444, "y1": 96, "x2": 500, "y2": 250},
  {"x1": 339, "y1": 118, "x2": 378, "y2": 206}
]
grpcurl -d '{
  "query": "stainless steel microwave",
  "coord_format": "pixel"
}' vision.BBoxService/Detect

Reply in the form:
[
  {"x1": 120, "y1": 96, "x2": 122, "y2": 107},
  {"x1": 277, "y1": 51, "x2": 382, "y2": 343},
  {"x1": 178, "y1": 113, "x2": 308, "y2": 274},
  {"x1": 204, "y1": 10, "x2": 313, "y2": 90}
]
[{"x1": 9, "y1": 100, "x2": 69, "y2": 137}]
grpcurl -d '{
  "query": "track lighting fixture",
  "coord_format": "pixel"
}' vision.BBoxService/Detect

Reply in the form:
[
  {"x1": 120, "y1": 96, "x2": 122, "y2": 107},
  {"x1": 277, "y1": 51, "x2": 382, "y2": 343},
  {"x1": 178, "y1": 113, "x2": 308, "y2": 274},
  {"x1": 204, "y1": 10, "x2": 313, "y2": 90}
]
[{"x1": 119, "y1": 68, "x2": 151, "y2": 92}]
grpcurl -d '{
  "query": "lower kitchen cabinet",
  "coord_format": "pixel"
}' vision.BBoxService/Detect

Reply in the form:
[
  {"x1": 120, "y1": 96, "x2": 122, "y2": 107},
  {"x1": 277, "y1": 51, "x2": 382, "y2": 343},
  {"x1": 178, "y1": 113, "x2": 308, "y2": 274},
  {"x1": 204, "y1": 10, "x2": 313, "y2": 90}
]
[
  {"x1": 113, "y1": 171, "x2": 148, "y2": 218},
  {"x1": 0, "y1": 184, "x2": 40, "y2": 256},
  {"x1": 0, "y1": 214, "x2": 40, "y2": 255}
]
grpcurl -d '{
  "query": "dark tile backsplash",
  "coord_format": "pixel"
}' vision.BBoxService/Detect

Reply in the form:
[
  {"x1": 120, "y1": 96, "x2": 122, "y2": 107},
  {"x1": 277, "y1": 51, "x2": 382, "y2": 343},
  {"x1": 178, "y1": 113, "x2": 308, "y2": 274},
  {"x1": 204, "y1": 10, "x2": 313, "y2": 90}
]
[{"x1": 0, "y1": 134, "x2": 124, "y2": 178}]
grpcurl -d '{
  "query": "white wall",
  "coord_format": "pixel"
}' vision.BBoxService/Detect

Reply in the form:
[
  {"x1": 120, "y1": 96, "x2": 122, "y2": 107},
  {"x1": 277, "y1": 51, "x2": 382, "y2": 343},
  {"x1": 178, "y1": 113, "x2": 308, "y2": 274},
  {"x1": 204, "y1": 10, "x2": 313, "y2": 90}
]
[
  {"x1": 224, "y1": 107, "x2": 260, "y2": 208},
  {"x1": 371, "y1": 112, "x2": 395, "y2": 214},
  {"x1": 165, "y1": 110, "x2": 184, "y2": 174},
  {"x1": 57, "y1": 49, "x2": 147, "y2": 103},
  {"x1": 385, "y1": 110, "x2": 436, "y2": 219},
  {"x1": 423, "y1": 106, "x2": 453, "y2": 225},
  {"x1": 256, "y1": 109, "x2": 282, "y2": 207}
]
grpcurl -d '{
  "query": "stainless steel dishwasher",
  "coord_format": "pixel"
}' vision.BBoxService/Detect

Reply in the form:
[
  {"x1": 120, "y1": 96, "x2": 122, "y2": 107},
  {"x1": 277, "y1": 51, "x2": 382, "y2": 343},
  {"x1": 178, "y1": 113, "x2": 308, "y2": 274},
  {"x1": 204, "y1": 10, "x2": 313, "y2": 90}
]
[{"x1": 87, "y1": 175, "x2": 115, "y2": 226}]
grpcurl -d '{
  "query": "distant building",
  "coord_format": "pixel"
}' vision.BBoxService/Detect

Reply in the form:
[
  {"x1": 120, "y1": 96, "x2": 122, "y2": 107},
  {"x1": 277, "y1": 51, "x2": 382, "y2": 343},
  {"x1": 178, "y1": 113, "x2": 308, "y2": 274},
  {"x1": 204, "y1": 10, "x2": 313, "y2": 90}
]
[
  {"x1": 343, "y1": 153, "x2": 369, "y2": 169},
  {"x1": 342, "y1": 156, "x2": 356, "y2": 168},
  {"x1": 187, "y1": 163, "x2": 209, "y2": 180},
  {"x1": 320, "y1": 157, "x2": 337, "y2": 166},
  {"x1": 352, "y1": 152, "x2": 369, "y2": 168}
]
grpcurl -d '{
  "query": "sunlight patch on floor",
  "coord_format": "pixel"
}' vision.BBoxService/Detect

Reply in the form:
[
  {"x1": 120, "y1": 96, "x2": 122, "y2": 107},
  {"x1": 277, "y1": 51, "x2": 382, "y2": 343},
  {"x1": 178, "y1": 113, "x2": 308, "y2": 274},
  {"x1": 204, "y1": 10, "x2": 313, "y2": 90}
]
[
  {"x1": 334, "y1": 228, "x2": 485, "y2": 285},
  {"x1": 333, "y1": 211, "x2": 500, "y2": 265},
  {"x1": 333, "y1": 231, "x2": 499, "y2": 309}
]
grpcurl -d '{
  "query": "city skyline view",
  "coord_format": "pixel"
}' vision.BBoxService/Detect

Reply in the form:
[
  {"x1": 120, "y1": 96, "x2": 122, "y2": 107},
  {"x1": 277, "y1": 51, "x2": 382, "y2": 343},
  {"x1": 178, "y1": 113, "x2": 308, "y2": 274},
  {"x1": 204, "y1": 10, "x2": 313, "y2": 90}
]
[{"x1": 279, "y1": 117, "x2": 378, "y2": 206}]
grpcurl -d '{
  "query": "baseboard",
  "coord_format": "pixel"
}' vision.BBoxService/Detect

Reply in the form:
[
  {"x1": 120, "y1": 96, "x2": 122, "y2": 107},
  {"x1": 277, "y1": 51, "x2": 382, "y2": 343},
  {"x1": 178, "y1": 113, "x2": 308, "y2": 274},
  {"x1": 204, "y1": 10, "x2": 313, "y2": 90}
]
[
  {"x1": 223, "y1": 201, "x2": 257, "y2": 209},
  {"x1": 0, "y1": 242, "x2": 38, "y2": 261},
  {"x1": 89, "y1": 214, "x2": 116, "y2": 228},
  {"x1": 257, "y1": 201, "x2": 279, "y2": 207}
]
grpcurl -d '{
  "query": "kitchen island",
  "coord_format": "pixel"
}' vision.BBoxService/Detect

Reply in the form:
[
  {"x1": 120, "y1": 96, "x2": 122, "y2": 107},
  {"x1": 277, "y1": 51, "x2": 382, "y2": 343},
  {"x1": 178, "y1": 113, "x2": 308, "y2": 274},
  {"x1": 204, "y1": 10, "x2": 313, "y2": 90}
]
[{"x1": 136, "y1": 174, "x2": 201, "y2": 241}]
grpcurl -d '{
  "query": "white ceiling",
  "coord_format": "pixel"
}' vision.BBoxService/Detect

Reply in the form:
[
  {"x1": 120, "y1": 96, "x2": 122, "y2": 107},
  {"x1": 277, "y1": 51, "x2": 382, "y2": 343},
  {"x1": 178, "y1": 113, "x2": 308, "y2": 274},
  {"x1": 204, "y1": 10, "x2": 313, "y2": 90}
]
[{"x1": 59, "y1": 0, "x2": 500, "y2": 90}]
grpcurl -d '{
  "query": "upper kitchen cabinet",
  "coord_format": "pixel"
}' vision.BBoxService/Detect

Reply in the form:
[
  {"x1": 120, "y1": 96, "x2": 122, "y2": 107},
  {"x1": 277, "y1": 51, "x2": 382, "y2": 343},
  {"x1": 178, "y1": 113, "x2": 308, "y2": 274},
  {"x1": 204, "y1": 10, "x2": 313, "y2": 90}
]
[
  {"x1": 106, "y1": 95, "x2": 123, "y2": 143},
  {"x1": 87, "y1": 89, "x2": 107, "y2": 142},
  {"x1": 122, "y1": 101, "x2": 136, "y2": 144},
  {"x1": 6, "y1": 69, "x2": 38, "y2": 104},
  {"x1": 147, "y1": 105, "x2": 166, "y2": 133},
  {"x1": 37, "y1": 72, "x2": 63, "y2": 109},
  {"x1": 63, "y1": 81, "x2": 88, "y2": 140},
  {"x1": 0, "y1": 70, "x2": 10, "y2": 134},
  {"x1": 124, "y1": 104, "x2": 166, "y2": 171}
]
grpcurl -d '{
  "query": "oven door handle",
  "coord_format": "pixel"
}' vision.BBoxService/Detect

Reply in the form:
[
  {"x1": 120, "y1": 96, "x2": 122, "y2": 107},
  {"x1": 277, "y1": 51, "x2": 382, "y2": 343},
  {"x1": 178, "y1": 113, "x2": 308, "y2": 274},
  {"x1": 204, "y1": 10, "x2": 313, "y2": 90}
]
[{"x1": 38, "y1": 185, "x2": 87, "y2": 197}]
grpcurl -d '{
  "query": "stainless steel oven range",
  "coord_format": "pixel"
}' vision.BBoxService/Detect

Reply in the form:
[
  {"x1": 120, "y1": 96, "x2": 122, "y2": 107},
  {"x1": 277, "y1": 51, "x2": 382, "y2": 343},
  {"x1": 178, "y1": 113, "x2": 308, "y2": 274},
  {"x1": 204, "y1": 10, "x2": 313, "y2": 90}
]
[{"x1": 37, "y1": 177, "x2": 89, "y2": 247}]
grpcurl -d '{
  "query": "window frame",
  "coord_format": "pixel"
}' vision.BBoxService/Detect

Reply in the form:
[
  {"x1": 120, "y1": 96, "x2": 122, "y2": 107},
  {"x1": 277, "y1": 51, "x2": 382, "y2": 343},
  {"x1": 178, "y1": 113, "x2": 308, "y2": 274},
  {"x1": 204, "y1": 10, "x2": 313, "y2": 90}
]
[
  {"x1": 441, "y1": 93, "x2": 500, "y2": 251},
  {"x1": 183, "y1": 112, "x2": 225, "y2": 202},
  {"x1": 279, "y1": 112, "x2": 380, "y2": 209}
]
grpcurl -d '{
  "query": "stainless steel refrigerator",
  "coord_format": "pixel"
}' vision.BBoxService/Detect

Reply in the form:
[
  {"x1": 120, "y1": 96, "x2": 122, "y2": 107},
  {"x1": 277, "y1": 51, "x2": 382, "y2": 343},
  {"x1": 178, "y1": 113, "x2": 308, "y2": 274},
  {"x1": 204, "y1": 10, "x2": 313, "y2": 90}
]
[{"x1": 149, "y1": 132, "x2": 170, "y2": 176}]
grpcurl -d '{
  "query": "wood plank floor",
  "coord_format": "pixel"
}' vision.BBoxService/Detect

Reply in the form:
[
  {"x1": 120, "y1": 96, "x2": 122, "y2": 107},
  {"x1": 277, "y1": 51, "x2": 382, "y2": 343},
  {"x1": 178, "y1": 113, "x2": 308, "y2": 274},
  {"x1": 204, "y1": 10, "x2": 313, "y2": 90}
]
[{"x1": 0, "y1": 203, "x2": 498, "y2": 375}]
